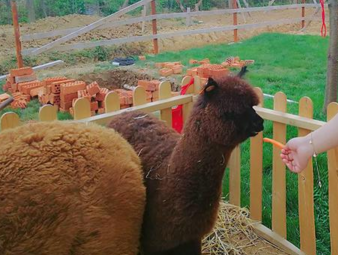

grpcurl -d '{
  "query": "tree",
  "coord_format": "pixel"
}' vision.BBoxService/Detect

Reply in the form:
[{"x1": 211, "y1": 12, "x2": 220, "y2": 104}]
[
  {"x1": 120, "y1": 0, "x2": 129, "y2": 9},
  {"x1": 26, "y1": 0, "x2": 36, "y2": 22},
  {"x1": 176, "y1": 0, "x2": 186, "y2": 11},
  {"x1": 195, "y1": 0, "x2": 203, "y2": 11},
  {"x1": 323, "y1": 0, "x2": 338, "y2": 111}
]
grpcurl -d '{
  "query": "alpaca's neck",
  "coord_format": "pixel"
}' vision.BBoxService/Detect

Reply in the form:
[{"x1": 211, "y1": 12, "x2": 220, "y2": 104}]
[{"x1": 167, "y1": 131, "x2": 234, "y2": 207}]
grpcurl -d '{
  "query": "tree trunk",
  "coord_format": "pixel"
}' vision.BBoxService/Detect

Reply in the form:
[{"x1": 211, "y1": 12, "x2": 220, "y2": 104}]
[
  {"x1": 323, "y1": 0, "x2": 338, "y2": 111},
  {"x1": 195, "y1": 0, "x2": 203, "y2": 11},
  {"x1": 120, "y1": 0, "x2": 129, "y2": 9},
  {"x1": 175, "y1": 0, "x2": 186, "y2": 12},
  {"x1": 229, "y1": 0, "x2": 233, "y2": 8},
  {"x1": 41, "y1": 0, "x2": 47, "y2": 17},
  {"x1": 26, "y1": 0, "x2": 36, "y2": 23}
]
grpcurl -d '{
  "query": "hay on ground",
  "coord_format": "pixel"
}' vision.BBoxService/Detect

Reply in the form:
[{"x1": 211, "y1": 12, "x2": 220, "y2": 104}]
[{"x1": 202, "y1": 201, "x2": 289, "y2": 255}]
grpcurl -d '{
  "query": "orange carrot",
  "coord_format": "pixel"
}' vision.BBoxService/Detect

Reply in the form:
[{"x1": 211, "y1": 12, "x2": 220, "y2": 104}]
[{"x1": 263, "y1": 138, "x2": 285, "y2": 149}]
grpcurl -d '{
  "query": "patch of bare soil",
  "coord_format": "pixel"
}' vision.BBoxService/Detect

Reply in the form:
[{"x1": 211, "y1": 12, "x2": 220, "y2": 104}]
[
  {"x1": 76, "y1": 68, "x2": 153, "y2": 90},
  {"x1": 0, "y1": 8, "x2": 328, "y2": 60}
]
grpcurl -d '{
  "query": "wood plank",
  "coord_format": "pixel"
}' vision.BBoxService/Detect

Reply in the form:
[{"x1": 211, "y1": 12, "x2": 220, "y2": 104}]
[
  {"x1": 0, "y1": 112, "x2": 20, "y2": 131},
  {"x1": 327, "y1": 102, "x2": 338, "y2": 255},
  {"x1": 23, "y1": 17, "x2": 318, "y2": 55},
  {"x1": 272, "y1": 92, "x2": 287, "y2": 238},
  {"x1": 229, "y1": 146, "x2": 241, "y2": 206},
  {"x1": 193, "y1": 76, "x2": 202, "y2": 95},
  {"x1": 182, "y1": 77, "x2": 194, "y2": 125},
  {"x1": 39, "y1": 104, "x2": 57, "y2": 122},
  {"x1": 298, "y1": 97, "x2": 316, "y2": 255},
  {"x1": 253, "y1": 106, "x2": 325, "y2": 130},
  {"x1": 159, "y1": 81, "x2": 172, "y2": 127},
  {"x1": 105, "y1": 91, "x2": 120, "y2": 113},
  {"x1": 72, "y1": 94, "x2": 326, "y2": 130},
  {"x1": 29, "y1": 0, "x2": 152, "y2": 55},
  {"x1": 253, "y1": 223, "x2": 306, "y2": 255},
  {"x1": 73, "y1": 98, "x2": 91, "y2": 120},
  {"x1": 250, "y1": 87, "x2": 264, "y2": 221},
  {"x1": 133, "y1": 86, "x2": 147, "y2": 106},
  {"x1": 75, "y1": 95, "x2": 193, "y2": 126}
]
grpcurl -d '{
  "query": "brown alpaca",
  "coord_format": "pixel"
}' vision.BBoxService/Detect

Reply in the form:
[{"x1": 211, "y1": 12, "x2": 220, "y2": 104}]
[
  {"x1": 108, "y1": 70, "x2": 264, "y2": 255},
  {"x1": 0, "y1": 122, "x2": 145, "y2": 255}
]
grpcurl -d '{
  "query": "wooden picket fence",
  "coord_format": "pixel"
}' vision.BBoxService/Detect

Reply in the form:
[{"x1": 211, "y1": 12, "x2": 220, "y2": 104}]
[{"x1": 0, "y1": 76, "x2": 337, "y2": 255}]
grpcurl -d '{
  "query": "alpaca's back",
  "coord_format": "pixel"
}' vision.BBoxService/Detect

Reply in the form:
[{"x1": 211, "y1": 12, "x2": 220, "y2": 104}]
[
  {"x1": 108, "y1": 111, "x2": 180, "y2": 180},
  {"x1": 0, "y1": 122, "x2": 145, "y2": 255}
]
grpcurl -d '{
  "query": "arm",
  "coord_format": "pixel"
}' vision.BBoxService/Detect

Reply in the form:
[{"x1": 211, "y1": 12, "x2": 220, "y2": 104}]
[{"x1": 281, "y1": 113, "x2": 338, "y2": 173}]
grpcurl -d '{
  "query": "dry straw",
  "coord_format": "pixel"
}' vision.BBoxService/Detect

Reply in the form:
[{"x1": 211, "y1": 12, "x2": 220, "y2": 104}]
[{"x1": 202, "y1": 201, "x2": 287, "y2": 255}]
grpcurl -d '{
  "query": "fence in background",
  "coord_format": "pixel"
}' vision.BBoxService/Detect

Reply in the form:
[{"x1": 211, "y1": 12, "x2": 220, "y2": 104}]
[
  {"x1": 20, "y1": 1, "x2": 325, "y2": 56},
  {"x1": 0, "y1": 76, "x2": 337, "y2": 255}
]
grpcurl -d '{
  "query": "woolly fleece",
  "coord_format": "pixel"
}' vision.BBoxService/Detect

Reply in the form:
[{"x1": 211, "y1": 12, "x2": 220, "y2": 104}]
[{"x1": 0, "y1": 121, "x2": 145, "y2": 255}]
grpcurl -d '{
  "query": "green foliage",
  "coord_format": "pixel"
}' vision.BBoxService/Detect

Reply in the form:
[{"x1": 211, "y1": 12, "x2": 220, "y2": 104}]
[{"x1": 0, "y1": 0, "x2": 272, "y2": 25}]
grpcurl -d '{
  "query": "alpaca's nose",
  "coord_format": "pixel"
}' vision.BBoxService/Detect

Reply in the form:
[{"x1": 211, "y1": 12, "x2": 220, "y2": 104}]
[{"x1": 254, "y1": 116, "x2": 264, "y2": 132}]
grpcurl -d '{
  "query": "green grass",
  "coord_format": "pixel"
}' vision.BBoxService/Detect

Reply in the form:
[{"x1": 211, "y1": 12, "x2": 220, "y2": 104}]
[
  {"x1": 142, "y1": 33, "x2": 330, "y2": 255},
  {"x1": 0, "y1": 33, "x2": 331, "y2": 254}
]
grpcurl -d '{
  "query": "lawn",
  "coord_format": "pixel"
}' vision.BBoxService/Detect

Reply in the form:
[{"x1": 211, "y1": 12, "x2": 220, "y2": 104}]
[
  {"x1": 0, "y1": 33, "x2": 331, "y2": 254},
  {"x1": 143, "y1": 33, "x2": 330, "y2": 255}
]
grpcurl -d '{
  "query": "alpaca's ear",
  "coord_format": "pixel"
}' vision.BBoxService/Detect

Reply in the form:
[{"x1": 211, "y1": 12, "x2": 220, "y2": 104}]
[
  {"x1": 237, "y1": 66, "x2": 248, "y2": 78},
  {"x1": 202, "y1": 78, "x2": 219, "y2": 96}
]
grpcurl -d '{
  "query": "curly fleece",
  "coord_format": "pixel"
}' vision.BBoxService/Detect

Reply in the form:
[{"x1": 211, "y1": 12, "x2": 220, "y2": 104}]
[
  {"x1": 0, "y1": 121, "x2": 145, "y2": 255},
  {"x1": 108, "y1": 75, "x2": 262, "y2": 255}
]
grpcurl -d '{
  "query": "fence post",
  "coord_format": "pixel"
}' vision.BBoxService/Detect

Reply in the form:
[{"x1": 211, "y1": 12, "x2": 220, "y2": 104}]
[
  {"x1": 233, "y1": 0, "x2": 238, "y2": 42},
  {"x1": 11, "y1": 1, "x2": 23, "y2": 68},
  {"x1": 272, "y1": 92, "x2": 287, "y2": 238},
  {"x1": 159, "y1": 81, "x2": 172, "y2": 127},
  {"x1": 39, "y1": 104, "x2": 58, "y2": 122},
  {"x1": 186, "y1": 7, "x2": 191, "y2": 26},
  {"x1": 0, "y1": 112, "x2": 20, "y2": 131},
  {"x1": 327, "y1": 102, "x2": 338, "y2": 255},
  {"x1": 229, "y1": 146, "x2": 241, "y2": 206},
  {"x1": 182, "y1": 77, "x2": 194, "y2": 125},
  {"x1": 193, "y1": 76, "x2": 201, "y2": 95},
  {"x1": 73, "y1": 98, "x2": 91, "y2": 120},
  {"x1": 301, "y1": 0, "x2": 305, "y2": 28},
  {"x1": 250, "y1": 87, "x2": 264, "y2": 221},
  {"x1": 133, "y1": 86, "x2": 147, "y2": 106},
  {"x1": 151, "y1": 0, "x2": 159, "y2": 54},
  {"x1": 298, "y1": 97, "x2": 316, "y2": 255},
  {"x1": 105, "y1": 91, "x2": 120, "y2": 113}
]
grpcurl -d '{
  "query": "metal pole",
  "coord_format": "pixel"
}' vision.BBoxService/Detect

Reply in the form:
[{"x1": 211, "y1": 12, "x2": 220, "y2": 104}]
[
  {"x1": 11, "y1": 1, "x2": 24, "y2": 68},
  {"x1": 0, "y1": 97, "x2": 14, "y2": 111},
  {"x1": 233, "y1": 0, "x2": 238, "y2": 42},
  {"x1": 151, "y1": 1, "x2": 159, "y2": 54}
]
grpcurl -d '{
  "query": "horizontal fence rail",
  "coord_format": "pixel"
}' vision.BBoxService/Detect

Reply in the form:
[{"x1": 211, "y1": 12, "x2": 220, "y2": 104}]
[
  {"x1": 1, "y1": 81, "x2": 337, "y2": 255},
  {"x1": 22, "y1": 17, "x2": 320, "y2": 55},
  {"x1": 20, "y1": 4, "x2": 323, "y2": 42},
  {"x1": 21, "y1": 3, "x2": 326, "y2": 55}
]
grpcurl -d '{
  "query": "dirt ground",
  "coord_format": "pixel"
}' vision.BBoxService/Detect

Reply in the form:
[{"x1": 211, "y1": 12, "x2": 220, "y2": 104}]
[
  {"x1": 0, "y1": 6, "x2": 326, "y2": 78},
  {"x1": 0, "y1": 7, "x2": 327, "y2": 59}
]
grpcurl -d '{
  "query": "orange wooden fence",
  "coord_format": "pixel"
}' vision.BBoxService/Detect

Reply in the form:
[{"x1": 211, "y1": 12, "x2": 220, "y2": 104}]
[{"x1": 0, "y1": 80, "x2": 337, "y2": 255}]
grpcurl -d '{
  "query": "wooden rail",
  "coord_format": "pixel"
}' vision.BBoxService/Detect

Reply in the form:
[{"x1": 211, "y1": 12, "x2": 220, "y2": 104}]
[
  {"x1": 1, "y1": 82, "x2": 337, "y2": 255},
  {"x1": 21, "y1": 3, "x2": 325, "y2": 56},
  {"x1": 21, "y1": 3, "x2": 323, "y2": 42},
  {"x1": 22, "y1": 16, "x2": 319, "y2": 55}
]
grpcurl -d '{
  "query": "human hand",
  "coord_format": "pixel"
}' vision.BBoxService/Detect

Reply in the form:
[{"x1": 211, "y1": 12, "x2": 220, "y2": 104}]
[{"x1": 280, "y1": 136, "x2": 313, "y2": 173}]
